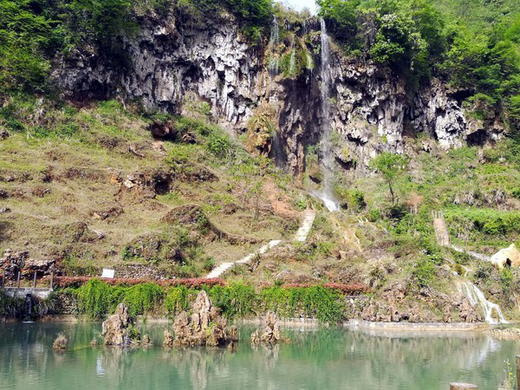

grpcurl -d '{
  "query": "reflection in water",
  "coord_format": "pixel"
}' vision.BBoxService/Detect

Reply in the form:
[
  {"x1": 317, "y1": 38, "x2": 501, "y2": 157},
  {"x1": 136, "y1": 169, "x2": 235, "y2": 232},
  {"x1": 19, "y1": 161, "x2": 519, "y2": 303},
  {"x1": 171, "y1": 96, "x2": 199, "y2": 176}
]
[
  {"x1": 96, "y1": 356, "x2": 106, "y2": 377},
  {"x1": 0, "y1": 323, "x2": 518, "y2": 390}
]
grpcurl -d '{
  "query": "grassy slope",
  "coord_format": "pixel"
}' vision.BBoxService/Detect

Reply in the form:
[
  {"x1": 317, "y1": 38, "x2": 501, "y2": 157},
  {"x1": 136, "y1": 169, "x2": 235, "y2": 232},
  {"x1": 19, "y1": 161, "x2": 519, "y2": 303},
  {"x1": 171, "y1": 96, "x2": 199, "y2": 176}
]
[
  {"x1": 1, "y1": 98, "x2": 519, "y2": 321},
  {"x1": 0, "y1": 97, "x2": 302, "y2": 278}
]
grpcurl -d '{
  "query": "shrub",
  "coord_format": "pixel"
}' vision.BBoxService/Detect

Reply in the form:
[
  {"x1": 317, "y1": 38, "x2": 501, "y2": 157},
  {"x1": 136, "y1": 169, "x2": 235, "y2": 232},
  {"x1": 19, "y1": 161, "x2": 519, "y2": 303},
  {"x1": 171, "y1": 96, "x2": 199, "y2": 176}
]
[
  {"x1": 368, "y1": 209, "x2": 381, "y2": 222},
  {"x1": 261, "y1": 285, "x2": 344, "y2": 323},
  {"x1": 122, "y1": 283, "x2": 164, "y2": 317},
  {"x1": 512, "y1": 188, "x2": 520, "y2": 199},
  {"x1": 164, "y1": 286, "x2": 191, "y2": 317},
  {"x1": 206, "y1": 133, "x2": 231, "y2": 158},
  {"x1": 0, "y1": 290, "x2": 24, "y2": 317},
  {"x1": 474, "y1": 262, "x2": 493, "y2": 282},
  {"x1": 336, "y1": 187, "x2": 366, "y2": 211},
  {"x1": 75, "y1": 279, "x2": 114, "y2": 319},
  {"x1": 412, "y1": 258, "x2": 436, "y2": 288},
  {"x1": 209, "y1": 283, "x2": 257, "y2": 317},
  {"x1": 500, "y1": 268, "x2": 514, "y2": 294},
  {"x1": 203, "y1": 257, "x2": 216, "y2": 271},
  {"x1": 166, "y1": 145, "x2": 196, "y2": 173}
]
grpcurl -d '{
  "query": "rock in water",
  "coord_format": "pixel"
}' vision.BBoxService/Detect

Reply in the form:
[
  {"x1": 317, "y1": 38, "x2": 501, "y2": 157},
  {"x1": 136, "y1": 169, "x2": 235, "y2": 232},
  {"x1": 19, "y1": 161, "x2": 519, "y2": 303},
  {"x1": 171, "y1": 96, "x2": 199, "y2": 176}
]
[
  {"x1": 172, "y1": 291, "x2": 238, "y2": 347},
  {"x1": 250, "y1": 329, "x2": 260, "y2": 345},
  {"x1": 53, "y1": 333, "x2": 68, "y2": 351},
  {"x1": 260, "y1": 312, "x2": 281, "y2": 344},
  {"x1": 163, "y1": 329, "x2": 174, "y2": 347},
  {"x1": 142, "y1": 334, "x2": 152, "y2": 346},
  {"x1": 250, "y1": 312, "x2": 281, "y2": 345},
  {"x1": 102, "y1": 303, "x2": 140, "y2": 346}
]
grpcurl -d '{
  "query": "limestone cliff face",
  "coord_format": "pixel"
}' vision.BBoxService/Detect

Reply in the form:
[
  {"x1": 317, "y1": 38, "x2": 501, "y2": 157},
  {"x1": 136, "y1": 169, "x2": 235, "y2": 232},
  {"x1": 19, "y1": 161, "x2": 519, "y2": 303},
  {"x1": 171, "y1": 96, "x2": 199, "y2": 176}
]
[
  {"x1": 55, "y1": 12, "x2": 261, "y2": 126},
  {"x1": 53, "y1": 12, "x2": 501, "y2": 176}
]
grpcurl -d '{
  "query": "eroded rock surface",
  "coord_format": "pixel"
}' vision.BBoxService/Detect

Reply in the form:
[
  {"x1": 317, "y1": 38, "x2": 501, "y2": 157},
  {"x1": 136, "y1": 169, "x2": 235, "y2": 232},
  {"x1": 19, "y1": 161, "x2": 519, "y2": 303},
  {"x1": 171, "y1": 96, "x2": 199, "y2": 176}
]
[
  {"x1": 102, "y1": 303, "x2": 140, "y2": 346},
  {"x1": 53, "y1": 333, "x2": 68, "y2": 351},
  {"x1": 173, "y1": 291, "x2": 238, "y2": 347},
  {"x1": 0, "y1": 249, "x2": 57, "y2": 279},
  {"x1": 51, "y1": 12, "x2": 503, "y2": 177},
  {"x1": 251, "y1": 312, "x2": 281, "y2": 345}
]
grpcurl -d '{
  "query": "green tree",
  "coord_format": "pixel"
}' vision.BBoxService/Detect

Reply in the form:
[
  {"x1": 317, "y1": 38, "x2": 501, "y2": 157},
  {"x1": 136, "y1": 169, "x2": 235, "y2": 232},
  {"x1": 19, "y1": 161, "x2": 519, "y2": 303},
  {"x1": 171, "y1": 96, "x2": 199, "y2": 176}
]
[
  {"x1": 317, "y1": 0, "x2": 359, "y2": 40},
  {"x1": 369, "y1": 152, "x2": 409, "y2": 204}
]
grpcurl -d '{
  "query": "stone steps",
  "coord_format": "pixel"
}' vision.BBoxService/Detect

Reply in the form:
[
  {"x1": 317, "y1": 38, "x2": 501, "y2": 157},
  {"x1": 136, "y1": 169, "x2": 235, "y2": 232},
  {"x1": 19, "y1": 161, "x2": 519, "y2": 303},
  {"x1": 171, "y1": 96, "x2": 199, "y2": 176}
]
[
  {"x1": 206, "y1": 262, "x2": 234, "y2": 279},
  {"x1": 294, "y1": 210, "x2": 316, "y2": 242},
  {"x1": 205, "y1": 209, "x2": 315, "y2": 279}
]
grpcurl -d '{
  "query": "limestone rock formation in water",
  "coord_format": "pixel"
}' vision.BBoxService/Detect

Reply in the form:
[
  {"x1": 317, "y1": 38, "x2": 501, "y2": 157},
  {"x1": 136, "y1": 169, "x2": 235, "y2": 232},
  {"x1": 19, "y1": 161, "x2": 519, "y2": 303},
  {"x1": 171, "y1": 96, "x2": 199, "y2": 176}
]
[
  {"x1": 102, "y1": 303, "x2": 140, "y2": 346},
  {"x1": 261, "y1": 312, "x2": 281, "y2": 343},
  {"x1": 163, "y1": 329, "x2": 174, "y2": 347},
  {"x1": 251, "y1": 312, "x2": 281, "y2": 345},
  {"x1": 53, "y1": 333, "x2": 68, "y2": 351},
  {"x1": 141, "y1": 334, "x2": 152, "y2": 346},
  {"x1": 173, "y1": 291, "x2": 238, "y2": 347}
]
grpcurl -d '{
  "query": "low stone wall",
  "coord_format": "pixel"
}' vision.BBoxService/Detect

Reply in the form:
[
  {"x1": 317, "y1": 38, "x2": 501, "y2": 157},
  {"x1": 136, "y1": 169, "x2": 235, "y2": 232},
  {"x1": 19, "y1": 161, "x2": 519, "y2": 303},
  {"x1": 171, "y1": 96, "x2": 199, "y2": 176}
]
[
  {"x1": 238, "y1": 317, "x2": 320, "y2": 328},
  {"x1": 346, "y1": 319, "x2": 487, "y2": 332},
  {"x1": 3, "y1": 287, "x2": 53, "y2": 299}
]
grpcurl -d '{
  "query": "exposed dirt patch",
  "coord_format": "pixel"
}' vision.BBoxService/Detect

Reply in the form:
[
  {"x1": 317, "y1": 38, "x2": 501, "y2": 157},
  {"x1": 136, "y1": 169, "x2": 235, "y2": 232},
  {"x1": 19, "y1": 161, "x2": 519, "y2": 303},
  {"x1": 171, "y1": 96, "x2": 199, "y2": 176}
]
[{"x1": 263, "y1": 180, "x2": 298, "y2": 220}]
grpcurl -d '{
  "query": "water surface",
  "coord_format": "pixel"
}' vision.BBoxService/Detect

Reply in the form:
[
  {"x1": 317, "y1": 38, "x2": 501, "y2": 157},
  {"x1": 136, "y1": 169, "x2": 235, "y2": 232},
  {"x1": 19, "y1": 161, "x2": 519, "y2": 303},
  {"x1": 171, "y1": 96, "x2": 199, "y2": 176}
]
[{"x1": 0, "y1": 322, "x2": 517, "y2": 389}]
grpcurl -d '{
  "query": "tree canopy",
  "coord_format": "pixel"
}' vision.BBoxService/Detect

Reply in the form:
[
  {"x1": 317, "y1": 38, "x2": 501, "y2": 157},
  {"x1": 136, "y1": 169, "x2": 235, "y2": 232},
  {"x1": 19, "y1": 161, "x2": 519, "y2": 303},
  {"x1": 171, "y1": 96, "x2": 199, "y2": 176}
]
[
  {"x1": 317, "y1": 0, "x2": 520, "y2": 130},
  {"x1": 369, "y1": 152, "x2": 409, "y2": 204}
]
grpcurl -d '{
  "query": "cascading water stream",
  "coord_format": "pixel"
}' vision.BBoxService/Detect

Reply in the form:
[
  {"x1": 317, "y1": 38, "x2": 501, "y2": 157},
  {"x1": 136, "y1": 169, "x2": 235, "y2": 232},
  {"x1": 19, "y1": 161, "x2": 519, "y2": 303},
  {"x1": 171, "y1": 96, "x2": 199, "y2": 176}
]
[
  {"x1": 267, "y1": 16, "x2": 284, "y2": 167},
  {"x1": 289, "y1": 41, "x2": 296, "y2": 76},
  {"x1": 457, "y1": 281, "x2": 508, "y2": 324},
  {"x1": 268, "y1": 17, "x2": 280, "y2": 75},
  {"x1": 312, "y1": 19, "x2": 340, "y2": 212}
]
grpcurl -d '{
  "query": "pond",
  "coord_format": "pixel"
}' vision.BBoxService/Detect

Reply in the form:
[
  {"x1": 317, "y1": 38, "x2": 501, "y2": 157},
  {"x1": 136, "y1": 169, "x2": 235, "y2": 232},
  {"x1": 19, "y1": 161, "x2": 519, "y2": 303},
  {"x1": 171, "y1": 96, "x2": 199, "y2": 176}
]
[{"x1": 0, "y1": 322, "x2": 517, "y2": 389}]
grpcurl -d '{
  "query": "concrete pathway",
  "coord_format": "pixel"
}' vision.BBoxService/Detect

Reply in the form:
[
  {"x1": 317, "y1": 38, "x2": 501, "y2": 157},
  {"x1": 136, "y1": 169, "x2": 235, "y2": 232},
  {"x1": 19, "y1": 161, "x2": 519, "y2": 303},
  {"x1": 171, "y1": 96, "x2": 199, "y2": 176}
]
[
  {"x1": 205, "y1": 240, "x2": 282, "y2": 279},
  {"x1": 205, "y1": 210, "x2": 315, "y2": 279},
  {"x1": 433, "y1": 210, "x2": 490, "y2": 262},
  {"x1": 294, "y1": 210, "x2": 316, "y2": 242}
]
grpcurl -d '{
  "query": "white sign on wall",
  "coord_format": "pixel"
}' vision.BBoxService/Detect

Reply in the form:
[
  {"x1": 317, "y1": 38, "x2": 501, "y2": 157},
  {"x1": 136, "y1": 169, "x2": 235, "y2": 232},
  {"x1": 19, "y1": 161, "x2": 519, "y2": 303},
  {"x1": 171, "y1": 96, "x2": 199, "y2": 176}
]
[{"x1": 101, "y1": 269, "x2": 115, "y2": 279}]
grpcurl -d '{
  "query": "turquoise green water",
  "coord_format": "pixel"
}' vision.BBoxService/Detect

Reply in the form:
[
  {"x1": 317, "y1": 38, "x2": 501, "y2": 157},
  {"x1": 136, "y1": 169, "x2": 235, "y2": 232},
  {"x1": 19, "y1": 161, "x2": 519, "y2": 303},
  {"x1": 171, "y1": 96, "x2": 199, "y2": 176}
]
[{"x1": 0, "y1": 322, "x2": 518, "y2": 390}]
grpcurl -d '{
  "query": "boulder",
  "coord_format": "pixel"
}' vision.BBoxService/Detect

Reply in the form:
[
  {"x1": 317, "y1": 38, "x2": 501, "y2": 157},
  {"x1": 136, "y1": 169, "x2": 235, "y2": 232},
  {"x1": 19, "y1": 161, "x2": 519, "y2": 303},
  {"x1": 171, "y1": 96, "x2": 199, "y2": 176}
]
[
  {"x1": 0, "y1": 249, "x2": 29, "y2": 278},
  {"x1": 0, "y1": 128, "x2": 9, "y2": 140},
  {"x1": 458, "y1": 298, "x2": 481, "y2": 323},
  {"x1": 163, "y1": 329, "x2": 174, "y2": 347},
  {"x1": 102, "y1": 303, "x2": 140, "y2": 346},
  {"x1": 172, "y1": 291, "x2": 238, "y2": 347},
  {"x1": 141, "y1": 334, "x2": 152, "y2": 346},
  {"x1": 149, "y1": 120, "x2": 176, "y2": 139},
  {"x1": 53, "y1": 333, "x2": 68, "y2": 351},
  {"x1": 250, "y1": 329, "x2": 260, "y2": 345},
  {"x1": 490, "y1": 244, "x2": 520, "y2": 269},
  {"x1": 485, "y1": 327, "x2": 520, "y2": 340},
  {"x1": 257, "y1": 312, "x2": 281, "y2": 344},
  {"x1": 21, "y1": 258, "x2": 56, "y2": 277}
]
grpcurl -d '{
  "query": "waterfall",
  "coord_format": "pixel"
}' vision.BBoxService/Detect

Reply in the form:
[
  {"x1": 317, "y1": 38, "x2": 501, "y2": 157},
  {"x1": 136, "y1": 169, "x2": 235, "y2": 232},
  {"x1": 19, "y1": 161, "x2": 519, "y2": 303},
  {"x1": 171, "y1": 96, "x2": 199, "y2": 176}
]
[
  {"x1": 23, "y1": 293, "x2": 34, "y2": 322},
  {"x1": 306, "y1": 51, "x2": 313, "y2": 70},
  {"x1": 268, "y1": 17, "x2": 280, "y2": 75},
  {"x1": 312, "y1": 19, "x2": 340, "y2": 212},
  {"x1": 458, "y1": 282, "x2": 508, "y2": 324},
  {"x1": 289, "y1": 41, "x2": 296, "y2": 76}
]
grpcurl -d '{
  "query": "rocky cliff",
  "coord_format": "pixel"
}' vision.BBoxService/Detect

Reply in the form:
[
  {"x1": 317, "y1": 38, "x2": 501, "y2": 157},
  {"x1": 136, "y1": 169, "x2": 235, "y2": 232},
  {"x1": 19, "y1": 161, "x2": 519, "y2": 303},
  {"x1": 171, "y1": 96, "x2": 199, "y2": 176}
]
[{"x1": 53, "y1": 10, "x2": 502, "y2": 177}]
